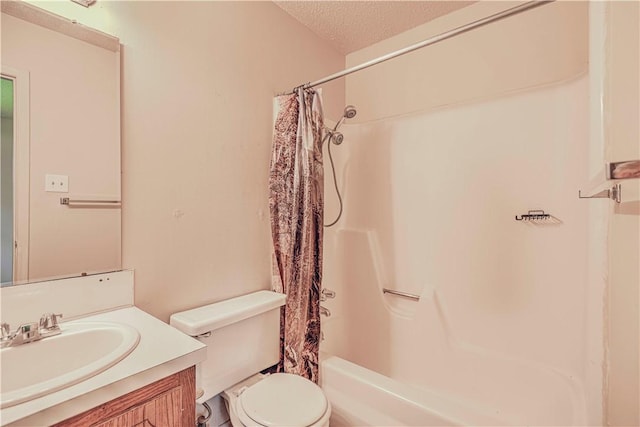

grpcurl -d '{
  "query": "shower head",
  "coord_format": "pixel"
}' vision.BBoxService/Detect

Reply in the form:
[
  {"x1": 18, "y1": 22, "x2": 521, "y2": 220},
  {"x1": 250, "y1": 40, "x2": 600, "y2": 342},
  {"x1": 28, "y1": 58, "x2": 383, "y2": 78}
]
[
  {"x1": 332, "y1": 105, "x2": 357, "y2": 132},
  {"x1": 344, "y1": 105, "x2": 357, "y2": 119},
  {"x1": 331, "y1": 132, "x2": 344, "y2": 145},
  {"x1": 324, "y1": 104, "x2": 357, "y2": 146}
]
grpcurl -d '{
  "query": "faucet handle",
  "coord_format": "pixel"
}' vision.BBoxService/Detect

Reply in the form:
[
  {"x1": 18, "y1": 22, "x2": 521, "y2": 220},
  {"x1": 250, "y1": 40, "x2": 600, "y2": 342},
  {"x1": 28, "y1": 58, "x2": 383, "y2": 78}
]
[
  {"x1": 1, "y1": 322, "x2": 11, "y2": 339},
  {"x1": 320, "y1": 306, "x2": 331, "y2": 317},
  {"x1": 39, "y1": 313, "x2": 63, "y2": 330},
  {"x1": 320, "y1": 289, "x2": 336, "y2": 301}
]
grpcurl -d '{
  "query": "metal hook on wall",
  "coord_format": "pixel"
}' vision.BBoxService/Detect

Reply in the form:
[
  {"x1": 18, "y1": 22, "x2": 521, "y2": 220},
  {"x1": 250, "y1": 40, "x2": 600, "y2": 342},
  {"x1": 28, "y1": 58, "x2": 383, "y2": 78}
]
[{"x1": 578, "y1": 183, "x2": 621, "y2": 203}]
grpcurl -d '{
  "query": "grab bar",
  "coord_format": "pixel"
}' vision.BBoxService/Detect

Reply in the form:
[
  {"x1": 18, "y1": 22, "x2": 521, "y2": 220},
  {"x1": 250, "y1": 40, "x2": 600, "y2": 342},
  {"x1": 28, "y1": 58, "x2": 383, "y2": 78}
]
[{"x1": 382, "y1": 288, "x2": 420, "y2": 301}]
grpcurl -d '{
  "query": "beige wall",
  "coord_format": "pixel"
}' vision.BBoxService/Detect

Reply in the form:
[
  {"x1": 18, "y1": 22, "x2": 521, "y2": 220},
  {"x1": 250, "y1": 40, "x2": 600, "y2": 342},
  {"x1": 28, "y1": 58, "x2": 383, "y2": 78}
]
[
  {"x1": 1, "y1": 13, "x2": 121, "y2": 282},
  {"x1": 345, "y1": 1, "x2": 587, "y2": 122},
  {"x1": 605, "y1": 2, "x2": 640, "y2": 425},
  {"x1": 118, "y1": 2, "x2": 343, "y2": 322},
  {"x1": 26, "y1": 1, "x2": 345, "y2": 321}
]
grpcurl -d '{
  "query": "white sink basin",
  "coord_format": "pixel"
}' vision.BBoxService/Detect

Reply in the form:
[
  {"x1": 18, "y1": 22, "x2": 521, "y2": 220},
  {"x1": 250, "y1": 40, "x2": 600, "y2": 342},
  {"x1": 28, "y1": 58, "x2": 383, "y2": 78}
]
[{"x1": 0, "y1": 321, "x2": 140, "y2": 408}]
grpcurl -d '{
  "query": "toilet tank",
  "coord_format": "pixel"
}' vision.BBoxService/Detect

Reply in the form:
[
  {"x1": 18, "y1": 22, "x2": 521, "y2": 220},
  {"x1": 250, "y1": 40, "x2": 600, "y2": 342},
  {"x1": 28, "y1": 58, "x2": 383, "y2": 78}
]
[{"x1": 170, "y1": 290, "x2": 286, "y2": 402}]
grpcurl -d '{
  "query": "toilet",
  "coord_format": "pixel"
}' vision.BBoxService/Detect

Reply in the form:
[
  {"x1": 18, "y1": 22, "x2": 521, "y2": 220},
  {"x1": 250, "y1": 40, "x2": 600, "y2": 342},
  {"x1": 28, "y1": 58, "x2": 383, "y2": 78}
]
[{"x1": 170, "y1": 290, "x2": 331, "y2": 427}]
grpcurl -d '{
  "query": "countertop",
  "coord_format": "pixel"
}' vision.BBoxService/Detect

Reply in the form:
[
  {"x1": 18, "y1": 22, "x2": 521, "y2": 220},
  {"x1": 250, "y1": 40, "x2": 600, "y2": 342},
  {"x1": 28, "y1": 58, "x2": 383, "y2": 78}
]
[{"x1": 1, "y1": 306, "x2": 206, "y2": 426}]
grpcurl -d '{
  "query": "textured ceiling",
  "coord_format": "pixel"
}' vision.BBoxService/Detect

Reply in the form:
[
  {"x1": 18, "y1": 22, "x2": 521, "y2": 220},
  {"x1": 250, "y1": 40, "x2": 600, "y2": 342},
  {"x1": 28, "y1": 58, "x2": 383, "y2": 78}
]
[{"x1": 274, "y1": 1, "x2": 476, "y2": 54}]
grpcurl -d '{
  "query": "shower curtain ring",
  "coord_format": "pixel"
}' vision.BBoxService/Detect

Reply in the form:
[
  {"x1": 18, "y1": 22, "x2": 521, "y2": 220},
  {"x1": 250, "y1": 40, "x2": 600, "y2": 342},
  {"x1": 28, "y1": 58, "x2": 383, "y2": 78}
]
[{"x1": 293, "y1": 82, "x2": 311, "y2": 93}]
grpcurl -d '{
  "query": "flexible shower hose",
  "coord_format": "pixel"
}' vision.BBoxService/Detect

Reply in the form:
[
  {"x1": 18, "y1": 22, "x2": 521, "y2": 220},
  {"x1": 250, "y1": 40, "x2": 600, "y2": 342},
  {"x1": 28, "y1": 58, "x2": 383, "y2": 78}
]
[{"x1": 324, "y1": 134, "x2": 343, "y2": 228}]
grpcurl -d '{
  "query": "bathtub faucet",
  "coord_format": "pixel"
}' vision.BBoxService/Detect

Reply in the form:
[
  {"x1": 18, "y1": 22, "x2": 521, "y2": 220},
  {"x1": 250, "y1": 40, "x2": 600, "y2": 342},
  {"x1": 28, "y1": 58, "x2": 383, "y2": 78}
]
[{"x1": 321, "y1": 288, "x2": 336, "y2": 302}]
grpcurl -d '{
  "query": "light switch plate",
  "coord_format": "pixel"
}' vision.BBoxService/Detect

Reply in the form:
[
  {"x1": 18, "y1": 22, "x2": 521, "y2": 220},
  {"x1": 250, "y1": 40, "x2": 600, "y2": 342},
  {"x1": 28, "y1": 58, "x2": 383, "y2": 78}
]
[{"x1": 45, "y1": 174, "x2": 69, "y2": 193}]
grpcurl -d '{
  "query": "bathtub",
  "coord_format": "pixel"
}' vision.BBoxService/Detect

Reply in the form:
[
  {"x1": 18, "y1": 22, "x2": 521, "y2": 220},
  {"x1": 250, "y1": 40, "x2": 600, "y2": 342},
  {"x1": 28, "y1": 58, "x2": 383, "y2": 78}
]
[{"x1": 320, "y1": 355, "x2": 503, "y2": 427}]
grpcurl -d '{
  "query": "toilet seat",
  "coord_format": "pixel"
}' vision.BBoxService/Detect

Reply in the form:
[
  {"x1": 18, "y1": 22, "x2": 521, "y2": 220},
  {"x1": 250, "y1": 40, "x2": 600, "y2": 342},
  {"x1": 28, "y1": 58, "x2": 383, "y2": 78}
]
[{"x1": 234, "y1": 373, "x2": 329, "y2": 427}]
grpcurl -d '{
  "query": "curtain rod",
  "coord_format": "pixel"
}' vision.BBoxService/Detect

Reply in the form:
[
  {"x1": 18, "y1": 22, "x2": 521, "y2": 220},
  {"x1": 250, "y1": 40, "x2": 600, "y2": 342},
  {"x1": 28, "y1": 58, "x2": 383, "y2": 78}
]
[{"x1": 282, "y1": 0, "x2": 554, "y2": 95}]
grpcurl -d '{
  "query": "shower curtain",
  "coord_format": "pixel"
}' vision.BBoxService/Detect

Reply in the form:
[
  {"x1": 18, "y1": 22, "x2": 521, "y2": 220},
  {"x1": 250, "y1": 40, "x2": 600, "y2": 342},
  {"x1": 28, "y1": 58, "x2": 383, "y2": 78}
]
[{"x1": 269, "y1": 88, "x2": 324, "y2": 383}]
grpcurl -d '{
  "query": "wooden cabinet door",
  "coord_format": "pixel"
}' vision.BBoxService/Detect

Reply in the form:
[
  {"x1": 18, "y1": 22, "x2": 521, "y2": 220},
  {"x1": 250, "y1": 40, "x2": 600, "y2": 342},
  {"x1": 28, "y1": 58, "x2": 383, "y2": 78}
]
[
  {"x1": 94, "y1": 387, "x2": 182, "y2": 427},
  {"x1": 54, "y1": 366, "x2": 195, "y2": 427}
]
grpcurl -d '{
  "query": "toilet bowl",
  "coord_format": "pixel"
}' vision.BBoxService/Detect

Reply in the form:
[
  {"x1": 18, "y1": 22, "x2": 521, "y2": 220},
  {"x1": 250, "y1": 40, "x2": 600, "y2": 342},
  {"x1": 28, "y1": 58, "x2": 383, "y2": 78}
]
[
  {"x1": 223, "y1": 373, "x2": 331, "y2": 427},
  {"x1": 170, "y1": 291, "x2": 331, "y2": 427}
]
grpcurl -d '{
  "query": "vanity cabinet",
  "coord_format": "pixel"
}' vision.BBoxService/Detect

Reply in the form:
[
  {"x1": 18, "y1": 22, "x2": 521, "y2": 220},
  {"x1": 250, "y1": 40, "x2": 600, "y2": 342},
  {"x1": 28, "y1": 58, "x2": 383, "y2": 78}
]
[{"x1": 53, "y1": 367, "x2": 195, "y2": 427}]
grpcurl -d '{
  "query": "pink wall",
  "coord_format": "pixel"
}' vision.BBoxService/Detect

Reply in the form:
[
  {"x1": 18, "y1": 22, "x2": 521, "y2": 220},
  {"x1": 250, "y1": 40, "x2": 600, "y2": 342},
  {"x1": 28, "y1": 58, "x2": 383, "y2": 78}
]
[
  {"x1": 25, "y1": 2, "x2": 344, "y2": 320},
  {"x1": 1, "y1": 13, "x2": 121, "y2": 282},
  {"x1": 26, "y1": 1, "x2": 345, "y2": 321},
  {"x1": 116, "y1": 2, "x2": 343, "y2": 322}
]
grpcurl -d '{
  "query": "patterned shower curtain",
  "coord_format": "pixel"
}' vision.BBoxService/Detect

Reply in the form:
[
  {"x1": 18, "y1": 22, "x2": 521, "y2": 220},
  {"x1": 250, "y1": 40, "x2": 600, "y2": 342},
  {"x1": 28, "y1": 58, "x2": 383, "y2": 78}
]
[{"x1": 269, "y1": 88, "x2": 324, "y2": 383}]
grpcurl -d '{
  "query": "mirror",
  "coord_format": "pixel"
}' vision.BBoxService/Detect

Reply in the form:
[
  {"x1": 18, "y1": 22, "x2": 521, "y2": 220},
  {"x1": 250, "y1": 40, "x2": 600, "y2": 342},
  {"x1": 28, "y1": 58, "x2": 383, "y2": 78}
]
[{"x1": 1, "y1": 1, "x2": 121, "y2": 286}]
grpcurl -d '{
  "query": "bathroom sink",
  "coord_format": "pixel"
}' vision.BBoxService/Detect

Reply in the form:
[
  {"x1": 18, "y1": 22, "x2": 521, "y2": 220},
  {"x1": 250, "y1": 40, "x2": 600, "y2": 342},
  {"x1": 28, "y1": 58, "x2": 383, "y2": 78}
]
[{"x1": 0, "y1": 321, "x2": 140, "y2": 408}]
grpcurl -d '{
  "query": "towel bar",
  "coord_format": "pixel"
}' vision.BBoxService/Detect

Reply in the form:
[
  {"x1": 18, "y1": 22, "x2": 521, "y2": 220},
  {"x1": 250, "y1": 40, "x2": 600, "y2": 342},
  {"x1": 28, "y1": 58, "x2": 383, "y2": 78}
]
[{"x1": 60, "y1": 197, "x2": 121, "y2": 206}]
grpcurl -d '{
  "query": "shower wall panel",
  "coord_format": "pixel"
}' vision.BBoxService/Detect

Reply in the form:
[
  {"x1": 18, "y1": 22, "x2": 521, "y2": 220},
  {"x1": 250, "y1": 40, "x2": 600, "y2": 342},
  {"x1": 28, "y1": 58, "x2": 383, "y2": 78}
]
[{"x1": 321, "y1": 76, "x2": 592, "y2": 426}]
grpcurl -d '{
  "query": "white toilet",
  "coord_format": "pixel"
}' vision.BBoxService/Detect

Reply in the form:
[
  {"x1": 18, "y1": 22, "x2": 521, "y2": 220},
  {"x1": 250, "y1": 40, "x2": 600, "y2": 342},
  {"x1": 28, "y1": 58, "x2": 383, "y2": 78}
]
[{"x1": 170, "y1": 291, "x2": 331, "y2": 427}]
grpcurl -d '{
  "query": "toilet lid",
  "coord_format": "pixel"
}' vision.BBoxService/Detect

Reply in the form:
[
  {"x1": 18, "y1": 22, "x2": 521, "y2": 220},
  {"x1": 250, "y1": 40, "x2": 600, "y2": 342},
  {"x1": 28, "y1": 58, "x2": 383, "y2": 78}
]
[{"x1": 238, "y1": 373, "x2": 327, "y2": 427}]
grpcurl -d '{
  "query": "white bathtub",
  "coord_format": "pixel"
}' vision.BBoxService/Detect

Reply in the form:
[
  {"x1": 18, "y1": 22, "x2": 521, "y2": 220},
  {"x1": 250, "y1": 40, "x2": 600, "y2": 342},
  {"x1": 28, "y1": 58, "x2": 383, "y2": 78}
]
[{"x1": 320, "y1": 356, "x2": 503, "y2": 427}]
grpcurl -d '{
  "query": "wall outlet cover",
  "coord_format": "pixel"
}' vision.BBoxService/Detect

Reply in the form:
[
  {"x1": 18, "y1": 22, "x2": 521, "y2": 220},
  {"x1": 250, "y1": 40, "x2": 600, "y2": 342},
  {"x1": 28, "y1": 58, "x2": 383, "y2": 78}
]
[{"x1": 45, "y1": 174, "x2": 69, "y2": 193}]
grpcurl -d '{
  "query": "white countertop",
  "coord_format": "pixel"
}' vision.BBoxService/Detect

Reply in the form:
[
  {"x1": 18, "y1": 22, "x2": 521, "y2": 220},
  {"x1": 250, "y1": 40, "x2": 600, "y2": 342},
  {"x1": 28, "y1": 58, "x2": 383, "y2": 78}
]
[{"x1": 1, "y1": 306, "x2": 206, "y2": 426}]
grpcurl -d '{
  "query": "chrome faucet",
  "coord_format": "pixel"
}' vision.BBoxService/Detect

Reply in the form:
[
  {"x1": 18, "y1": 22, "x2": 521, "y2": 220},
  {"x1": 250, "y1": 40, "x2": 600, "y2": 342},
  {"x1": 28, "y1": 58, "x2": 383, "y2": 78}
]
[
  {"x1": 320, "y1": 288, "x2": 336, "y2": 302},
  {"x1": 1, "y1": 322, "x2": 10, "y2": 340},
  {"x1": 320, "y1": 288, "x2": 334, "y2": 317},
  {"x1": 0, "y1": 313, "x2": 62, "y2": 349},
  {"x1": 39, "y1": 313, "x2": 63, "y2": 334}
]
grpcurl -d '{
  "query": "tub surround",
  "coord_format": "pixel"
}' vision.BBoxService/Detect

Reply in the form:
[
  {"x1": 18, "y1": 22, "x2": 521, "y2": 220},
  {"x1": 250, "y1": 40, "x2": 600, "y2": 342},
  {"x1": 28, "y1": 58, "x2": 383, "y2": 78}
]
[
  {"x1": 321, "y1": 76, "x2": 591, "y2": 425},
  {"x1": 0, "y1": 272, "x2": 206, "y2": 426}
]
